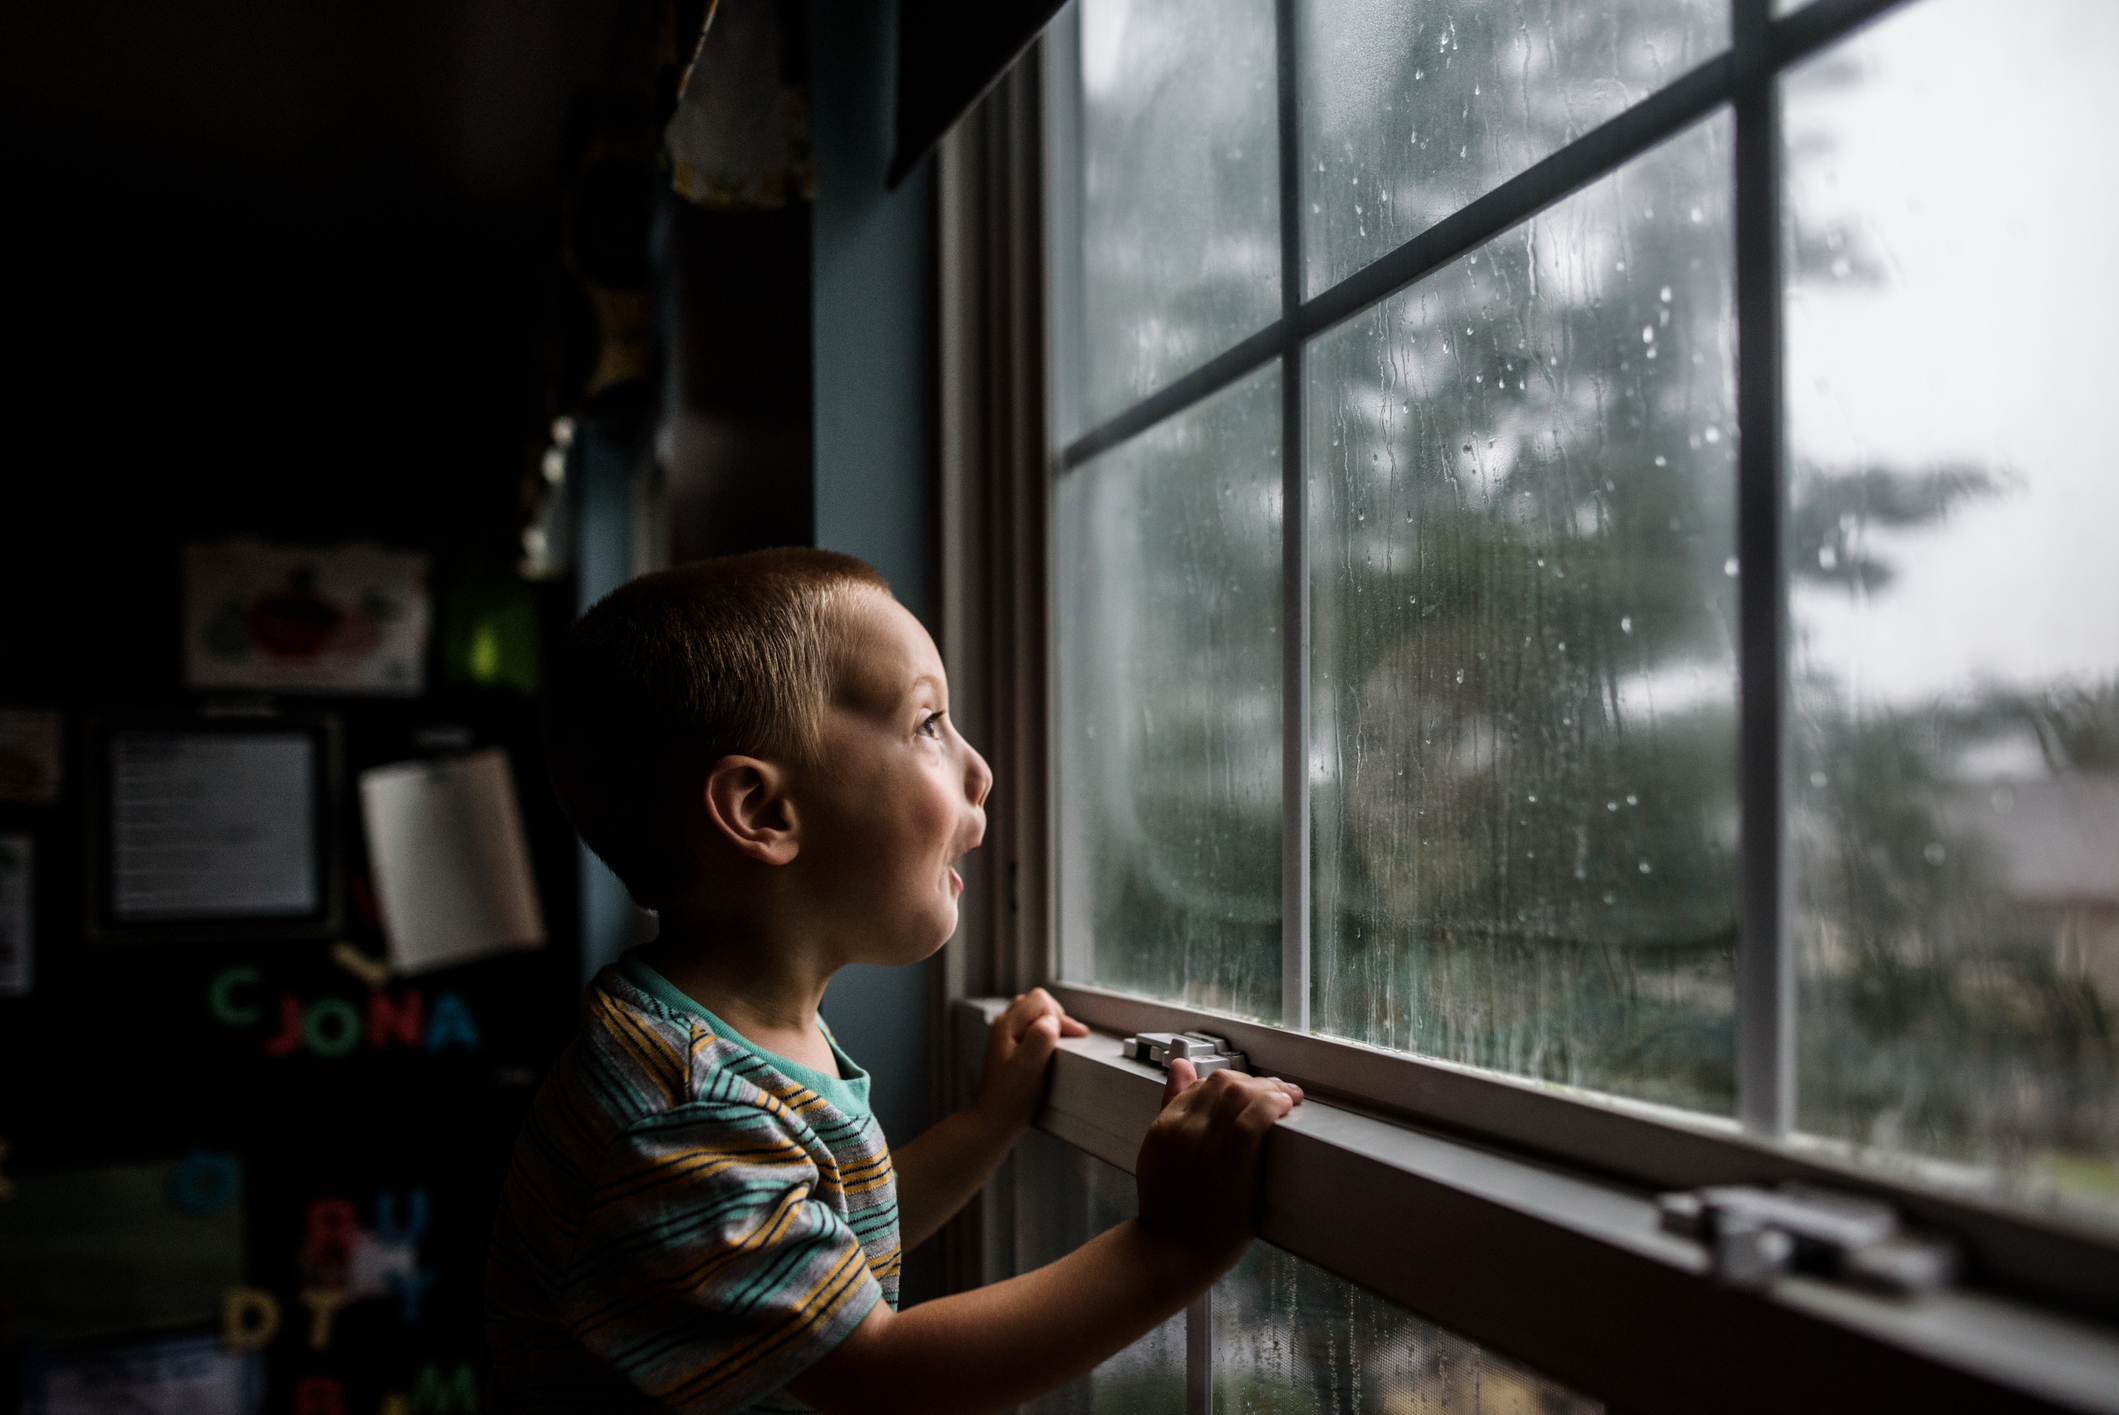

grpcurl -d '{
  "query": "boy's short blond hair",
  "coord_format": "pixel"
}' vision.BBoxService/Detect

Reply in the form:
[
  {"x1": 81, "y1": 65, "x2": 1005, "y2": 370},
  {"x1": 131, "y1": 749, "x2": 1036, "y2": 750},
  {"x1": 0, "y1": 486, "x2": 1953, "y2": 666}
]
[{"x1": 544, "y1": 547, "x2": 890, "y2": 908}]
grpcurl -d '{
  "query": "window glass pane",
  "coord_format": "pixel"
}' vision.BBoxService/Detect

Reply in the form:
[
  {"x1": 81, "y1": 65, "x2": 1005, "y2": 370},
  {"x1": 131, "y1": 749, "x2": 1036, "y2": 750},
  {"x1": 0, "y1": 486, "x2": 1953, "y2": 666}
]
[
  {"x1": 1058, "y1": 365, "x2": 1283, "y2": 1021},
  {"x1": 1300, "y1": 0, "x2": 1728, "y2": 297},
  {"x1": 1213, "y1": 1240, "x2": 1602, "y2": 1414},
  {"x1": 1783, "y1": 0, "x2": 2119, "y2": 1213},
  {"x1": 1018, "y1": 1130, "x2": 1186, "y2": 1415},
  {"x1": 1077, "y1": 0, "x2": 1281, "y2": 428},
  {"x1": 1309, "y1": 116, "x2": 1738, "y2": 1112}
]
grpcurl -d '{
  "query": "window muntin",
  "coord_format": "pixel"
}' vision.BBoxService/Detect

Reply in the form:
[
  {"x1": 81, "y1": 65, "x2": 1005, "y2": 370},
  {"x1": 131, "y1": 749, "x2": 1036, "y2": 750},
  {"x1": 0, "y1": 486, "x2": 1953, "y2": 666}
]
[
  {"x1": 1781, "y1": 0, "x2": 2119, "y2": 1211},
  {"x1": 1077, "y1": 0, "x2": 1282, "y2": 429},
  {"x1": 1310, "y1": 114, "x2": 1739, "y2": 1110},
  {"x1": 1056, "y1": 365, "x2": 1285, "y2": 1022},
  {"x1": 1050, "y1": 0, "x2": 2119, "y2": 1230},
  {"x1": 1301, "y1": 0, "x2": 1729, "y2": 297}
]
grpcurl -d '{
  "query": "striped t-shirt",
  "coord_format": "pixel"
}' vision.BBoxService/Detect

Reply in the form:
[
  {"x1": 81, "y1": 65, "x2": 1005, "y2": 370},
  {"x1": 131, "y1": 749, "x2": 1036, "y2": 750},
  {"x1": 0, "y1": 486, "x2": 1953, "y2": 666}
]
[{"x1": 486, "y1": 953, "x2": 901, "y2": 1413}]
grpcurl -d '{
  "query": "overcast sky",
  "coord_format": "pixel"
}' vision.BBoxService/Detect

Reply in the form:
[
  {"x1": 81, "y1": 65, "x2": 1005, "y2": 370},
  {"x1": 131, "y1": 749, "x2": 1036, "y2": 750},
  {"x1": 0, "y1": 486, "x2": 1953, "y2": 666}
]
[{"x1": 1784, "y1": 0, "x2": 2119, "y2": 725}]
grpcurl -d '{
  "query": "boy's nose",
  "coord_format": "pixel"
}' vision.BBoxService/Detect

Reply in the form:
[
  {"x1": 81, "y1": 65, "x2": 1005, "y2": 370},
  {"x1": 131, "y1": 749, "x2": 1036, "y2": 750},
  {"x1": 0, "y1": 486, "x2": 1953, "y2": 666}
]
[{"x1": 965, "y1": 741, "x2": 993, "y2": 810}]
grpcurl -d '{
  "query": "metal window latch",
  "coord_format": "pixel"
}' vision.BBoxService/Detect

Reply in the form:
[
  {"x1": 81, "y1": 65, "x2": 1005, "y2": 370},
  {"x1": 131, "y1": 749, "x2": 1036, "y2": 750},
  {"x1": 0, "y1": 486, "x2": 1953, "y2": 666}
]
[
  {"x1": 1657, "y1": 1182, "x2": 1959, "y2": 1296},
  {"x1": 1122, "y1": 1031, "x2": 1247, "y2": 1076}
]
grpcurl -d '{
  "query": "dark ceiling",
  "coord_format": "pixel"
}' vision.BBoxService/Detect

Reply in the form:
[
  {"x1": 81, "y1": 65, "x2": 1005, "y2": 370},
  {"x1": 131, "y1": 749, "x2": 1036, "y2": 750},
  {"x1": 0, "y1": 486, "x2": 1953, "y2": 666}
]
[{"x1": 1, "y1": 0, "x2": 658, "y2": 210}]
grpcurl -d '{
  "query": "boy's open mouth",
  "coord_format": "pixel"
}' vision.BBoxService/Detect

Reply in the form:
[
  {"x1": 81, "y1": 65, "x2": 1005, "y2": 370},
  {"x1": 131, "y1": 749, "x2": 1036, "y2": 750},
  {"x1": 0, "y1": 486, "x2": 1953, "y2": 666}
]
[{"x1": 949, "y1": 866, "x2": 964, "y2": 894}]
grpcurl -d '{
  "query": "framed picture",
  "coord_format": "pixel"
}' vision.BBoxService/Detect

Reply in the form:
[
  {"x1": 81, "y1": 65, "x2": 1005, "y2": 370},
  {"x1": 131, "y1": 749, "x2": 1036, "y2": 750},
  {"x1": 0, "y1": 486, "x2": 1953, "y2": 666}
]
[
  {"x1": 82, "y1": 714, "x2": 342, "y2": 944},
  {"x1": 182, "y1": 540, "x2": 430, "y2": 696}
]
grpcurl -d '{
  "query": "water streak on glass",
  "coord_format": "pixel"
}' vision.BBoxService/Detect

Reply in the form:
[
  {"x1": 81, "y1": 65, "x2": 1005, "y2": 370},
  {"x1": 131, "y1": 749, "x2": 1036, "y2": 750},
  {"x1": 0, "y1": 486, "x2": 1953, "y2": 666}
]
[
  {"x1": 1017, "y1": 1131, "x2": 1186, "y2": 1415},
  {"x1": 1310, "y1": 116, "x2": 1738, "y2": 1111},
  {"x1": 1782, "y1": 0, "x2": 2119, "y2": 1215},
  {"x1": 1076, "y1": 0, "x2": 1282, "y2": 428},
  {"x1": 1057, "y1": 365, "x2": 1283, "y2": 1021},
  {"x1": 1213, "y1": 1240, "x2": 1603, "y2": 1414},
  {"x1": 1300, "y1": 0, "x2": 1728, "y2": 297}
]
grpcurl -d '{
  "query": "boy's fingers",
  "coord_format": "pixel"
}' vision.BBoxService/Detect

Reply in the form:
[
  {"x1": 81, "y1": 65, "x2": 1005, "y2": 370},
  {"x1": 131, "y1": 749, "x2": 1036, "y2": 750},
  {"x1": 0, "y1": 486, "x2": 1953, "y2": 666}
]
[
  {"x1": 1161, "y1": 1056, "x2": 1199, "y2": 1107},
  {"x1": 1002, "y1": 987, "x2": 1074, "y2": 1043},
  {"x1": 1230, "y1": 1090, "x2": 1293, "y2": 1148},
  {"x1": 1022, "y1": 1012, "x2": 1062, "y2": 1057},
  {"x1": 1207, "y1": 1073, "x2": 1254, "y2": 1127},
  {"x1": 1058, "y1": 1016, "x2": 1089, "y2": 1037}
]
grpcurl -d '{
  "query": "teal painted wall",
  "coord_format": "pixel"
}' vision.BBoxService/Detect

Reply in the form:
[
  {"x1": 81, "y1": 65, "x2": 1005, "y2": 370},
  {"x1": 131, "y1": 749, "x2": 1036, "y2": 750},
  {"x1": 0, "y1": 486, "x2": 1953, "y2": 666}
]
[{"x1": 808, "y1": 0, "x2": 943, "y2": 1298}]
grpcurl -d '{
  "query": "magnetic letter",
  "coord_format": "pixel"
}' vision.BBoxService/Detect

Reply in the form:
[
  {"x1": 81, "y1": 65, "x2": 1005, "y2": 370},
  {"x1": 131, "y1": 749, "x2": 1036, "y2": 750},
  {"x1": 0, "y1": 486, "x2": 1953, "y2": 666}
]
[
  {"x1": 304, "y1": 997, "x2": 362, "y2": 1058},
  {"x1": 293, "y1": 1375, "x2": 344, "y2": 1415},
  {"x1": 374, "y1": 1186, "x2": 430, "y2": 1246},
  {"x1": 367, "y1": 989, "x2": 424, "y2": 1049},
  {"x1": 377, "y1": 1395, "x2": 408, "y2": 1415},
  {"x1": 169, "y1": 1149, "x2": 241, "y2": 1215},
  {"x1": 424, "y1": 991, "x2": 481, "y2": 1054},
  {"x1": 221, "y1": 1287, "x2": 280, "y2": 1351},
  {"x1": 304, "y1": 1197, "x2": 360, "y2": 1265},
  {"x1": 262, "y1": 994, "x2": 304, "y2": 1056},
  {"x1": 208, "y1": 966, "x2": 262, "y2": 1027},
  {"x1": 299, "y1": 1287, "x2": 349, "y2": 1351},
  {"x1": 390, "y1": 1265, "x2": 439, "y2": 1325},
  {"x1": 408, "y1": 1362, "x2": 479, "y2": 1414}
]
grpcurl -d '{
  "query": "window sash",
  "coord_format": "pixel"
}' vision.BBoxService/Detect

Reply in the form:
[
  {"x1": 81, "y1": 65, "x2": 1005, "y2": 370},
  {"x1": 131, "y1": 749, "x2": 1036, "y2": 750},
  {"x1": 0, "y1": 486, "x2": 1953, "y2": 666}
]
[
  {"x1": 957, "y1": 997, "x2": 2119, "y2": 1415},
  {"x1": 1034, "y1": 0, "x2": 2119, "y2": 1321}
]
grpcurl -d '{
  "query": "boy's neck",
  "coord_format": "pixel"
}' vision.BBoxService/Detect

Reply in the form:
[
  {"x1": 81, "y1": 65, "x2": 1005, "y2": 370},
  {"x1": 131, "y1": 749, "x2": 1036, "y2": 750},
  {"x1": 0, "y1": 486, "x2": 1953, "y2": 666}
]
[{"x1": 638, "y1": 911, "x2": 841, "y2": 1074}]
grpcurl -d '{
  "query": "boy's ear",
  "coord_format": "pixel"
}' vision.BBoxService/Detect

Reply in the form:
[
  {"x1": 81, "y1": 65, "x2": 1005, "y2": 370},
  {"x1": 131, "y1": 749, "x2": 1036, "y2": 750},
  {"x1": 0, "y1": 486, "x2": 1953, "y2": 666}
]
[{"x1": 702, "y1": 755, "x2": 800, "y2": 865}]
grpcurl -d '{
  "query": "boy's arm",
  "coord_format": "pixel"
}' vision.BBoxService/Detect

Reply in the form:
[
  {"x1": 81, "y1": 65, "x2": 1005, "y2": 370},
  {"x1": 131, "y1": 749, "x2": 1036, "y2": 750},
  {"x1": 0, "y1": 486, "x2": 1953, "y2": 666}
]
[
  {"x1": 890, "y1": 989, "x2": 1086, "y2": 1251},
  {"x1": 791, "y1": 1061, "x2": 1302, "y2": 1415}
]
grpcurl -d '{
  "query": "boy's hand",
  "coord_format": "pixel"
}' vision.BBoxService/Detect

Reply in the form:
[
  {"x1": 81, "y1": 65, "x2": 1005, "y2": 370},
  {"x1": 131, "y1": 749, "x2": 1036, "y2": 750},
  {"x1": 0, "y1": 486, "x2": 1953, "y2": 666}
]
[
  {"x1": 1134, "y1": 1060, "x2": 1303, "y2": 1276},
  {"x1": 970, "y1": 989, "x2": 1089, "y2": 1133}
]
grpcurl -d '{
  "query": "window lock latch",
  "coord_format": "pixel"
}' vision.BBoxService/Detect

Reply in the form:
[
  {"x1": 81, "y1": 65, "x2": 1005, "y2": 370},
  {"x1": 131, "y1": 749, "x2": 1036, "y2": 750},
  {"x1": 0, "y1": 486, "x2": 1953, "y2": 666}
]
[
  {"x1": 1121, "y1": 1031, "x2": 1247, "y2": 1076},
  {"x1": 1656, "y1": 1182, "x2": 1959, "y2": 1297}
]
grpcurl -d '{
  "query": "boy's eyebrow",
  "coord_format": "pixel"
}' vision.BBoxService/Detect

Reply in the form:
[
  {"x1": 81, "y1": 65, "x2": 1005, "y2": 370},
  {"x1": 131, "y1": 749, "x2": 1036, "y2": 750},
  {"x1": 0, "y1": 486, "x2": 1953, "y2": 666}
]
[{"x1": 910, "y1": 673, "x2": 944, "y2": 700}]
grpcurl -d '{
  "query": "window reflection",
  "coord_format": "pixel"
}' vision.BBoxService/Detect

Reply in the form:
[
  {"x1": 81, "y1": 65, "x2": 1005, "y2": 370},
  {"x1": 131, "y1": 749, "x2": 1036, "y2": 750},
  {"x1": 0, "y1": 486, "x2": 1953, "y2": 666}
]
[
  {"x1": 1018, "y1": 1131, "x2": 1187, "y2": 1415},
  {"x1": 1213, "y1": 1240, "x2": 1602, "y2": 1414}
]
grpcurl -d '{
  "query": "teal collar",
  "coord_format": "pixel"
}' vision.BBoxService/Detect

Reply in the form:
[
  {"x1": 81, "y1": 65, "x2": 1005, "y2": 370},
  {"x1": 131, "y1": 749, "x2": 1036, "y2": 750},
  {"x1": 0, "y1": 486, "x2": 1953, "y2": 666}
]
[{"x1": 616, "y1": 950, "x2": 872, "y2": 1119}]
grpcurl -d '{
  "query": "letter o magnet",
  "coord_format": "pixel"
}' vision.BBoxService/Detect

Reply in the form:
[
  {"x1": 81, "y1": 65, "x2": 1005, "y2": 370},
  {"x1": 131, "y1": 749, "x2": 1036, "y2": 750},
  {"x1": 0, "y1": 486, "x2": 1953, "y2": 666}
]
[{"x1": 303, "y1": 998, "x2": 362, "y2": 1058}]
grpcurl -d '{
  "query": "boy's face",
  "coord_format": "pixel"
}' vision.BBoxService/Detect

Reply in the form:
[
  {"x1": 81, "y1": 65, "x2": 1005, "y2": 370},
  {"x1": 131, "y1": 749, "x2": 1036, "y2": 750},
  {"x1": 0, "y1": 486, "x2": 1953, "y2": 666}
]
[{"x1": 796, "y1": 590, "x2": 992, "y2": 964}]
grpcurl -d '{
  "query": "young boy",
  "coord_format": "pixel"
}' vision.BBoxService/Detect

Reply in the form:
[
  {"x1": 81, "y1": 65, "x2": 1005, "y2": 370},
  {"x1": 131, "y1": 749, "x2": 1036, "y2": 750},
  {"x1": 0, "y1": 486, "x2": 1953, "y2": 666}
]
[{"x1": 488, "y1": 548, "x2": 1301, "y2": 1414}]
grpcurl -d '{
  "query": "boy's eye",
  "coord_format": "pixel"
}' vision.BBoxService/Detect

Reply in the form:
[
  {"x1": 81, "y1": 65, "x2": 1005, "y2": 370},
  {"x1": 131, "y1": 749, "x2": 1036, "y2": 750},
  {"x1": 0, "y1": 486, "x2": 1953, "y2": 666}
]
[{"x1": 918, "y1": 711, "x2": 945, "y2": 739}]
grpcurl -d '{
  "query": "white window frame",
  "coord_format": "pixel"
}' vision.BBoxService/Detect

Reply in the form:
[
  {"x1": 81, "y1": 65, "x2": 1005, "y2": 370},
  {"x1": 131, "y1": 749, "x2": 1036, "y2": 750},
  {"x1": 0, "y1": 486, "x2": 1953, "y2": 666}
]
[{"x1": 935, "y1": 2, "x2": 2119, "y2": 1409}]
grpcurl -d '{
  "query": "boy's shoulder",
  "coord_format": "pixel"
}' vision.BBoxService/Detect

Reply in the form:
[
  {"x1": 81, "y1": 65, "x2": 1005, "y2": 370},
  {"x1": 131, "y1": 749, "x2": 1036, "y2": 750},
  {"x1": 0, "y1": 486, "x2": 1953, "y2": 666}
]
[
  {"x1": 542, "y1": 966, "x2": 852, "y2": 1151},
  {"x1": 556, "y1": 966, "x2": 730, "y2": 1131}
]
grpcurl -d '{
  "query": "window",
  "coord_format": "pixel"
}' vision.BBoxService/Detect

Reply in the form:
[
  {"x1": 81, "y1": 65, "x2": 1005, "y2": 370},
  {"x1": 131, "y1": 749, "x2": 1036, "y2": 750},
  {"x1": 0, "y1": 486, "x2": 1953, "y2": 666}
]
[
  {"x1": 993, "y1": 0, "x2": 2119, "y2": 1405},
  {"x1": 1050, "y1": 0, "x2": 2119, "y2": 1217}
]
